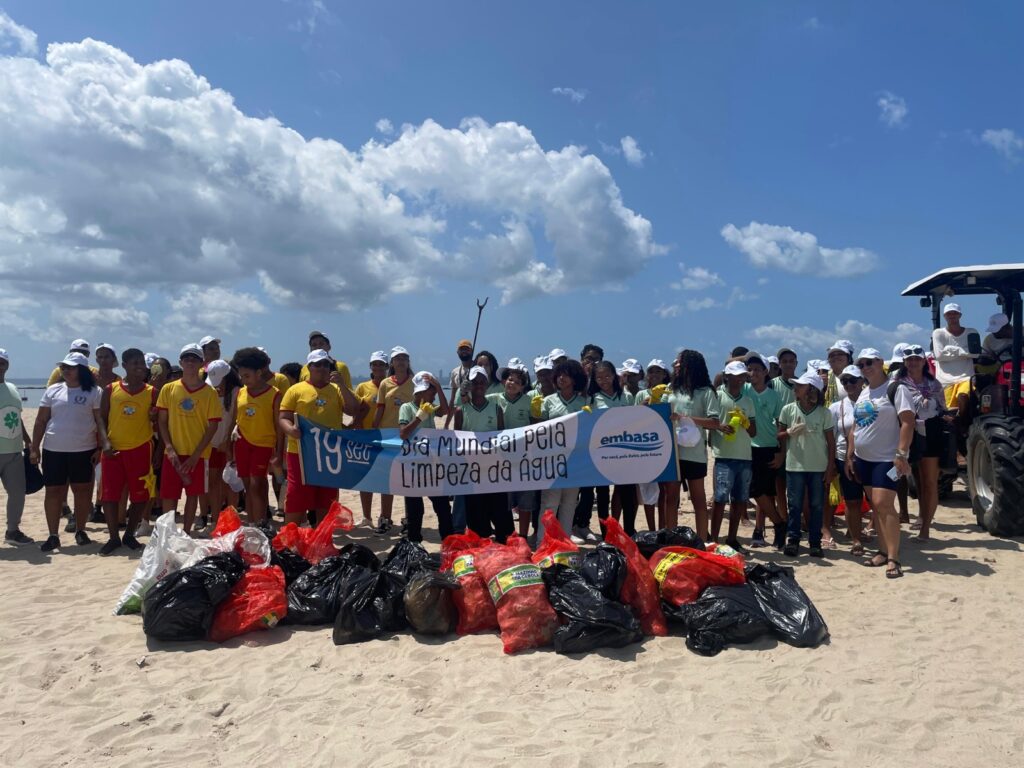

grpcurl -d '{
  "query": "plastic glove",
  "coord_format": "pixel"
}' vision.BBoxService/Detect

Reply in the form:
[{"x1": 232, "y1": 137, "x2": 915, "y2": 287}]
[
  {"x1": 787, "y1": 422, "x2": 808, "y2": 437},
  {"x1": 728, "y1": 407, "x2": 750, "y2": 430},
  {"x1": 416, "y1": 402, "x2": 436, "y2": 422},
  {"x1": 650, "y1": 384, "x2": 668, "y2": 403},
  {"x1": 942, "y1": 344, "x2": 964, "y2": 358},
  {"x1": 530, "y1": 395, "x2": 543, "y2": 419},
  {"x1": 581, "y1": 405, "x2": 593, "y2": 413}
]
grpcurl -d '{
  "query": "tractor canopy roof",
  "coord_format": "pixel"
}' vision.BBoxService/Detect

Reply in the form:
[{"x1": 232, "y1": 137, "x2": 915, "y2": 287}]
[{"x1": 902, "y1": 264, "x2": 1024, "y2": 298}]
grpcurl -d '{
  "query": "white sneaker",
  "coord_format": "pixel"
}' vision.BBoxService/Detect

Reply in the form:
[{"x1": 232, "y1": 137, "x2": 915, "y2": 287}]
[
  {"x1": 358, "y1": 517, "x2": 373, "y2": 528},
  {"x1": 584, "y1": 530, "x2": 600, "y2": 543},
  {"x1": 569, "y1": 534, "x2": 585, "y2": 545}
]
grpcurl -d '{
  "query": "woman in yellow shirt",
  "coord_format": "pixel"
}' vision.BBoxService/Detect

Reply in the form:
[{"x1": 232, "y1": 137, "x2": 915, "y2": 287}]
[
  {"x1": 372, "y1": 346, "x2": 414, "y2": 534},
  {"x1": 354, "y1": 350, "x2": 389, "y2": 526}
]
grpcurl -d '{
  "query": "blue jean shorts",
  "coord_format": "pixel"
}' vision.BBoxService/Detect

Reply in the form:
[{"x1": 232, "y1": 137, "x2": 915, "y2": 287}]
[{"x1": 713, "y1": 458, "x2": 752, "y2": 504}]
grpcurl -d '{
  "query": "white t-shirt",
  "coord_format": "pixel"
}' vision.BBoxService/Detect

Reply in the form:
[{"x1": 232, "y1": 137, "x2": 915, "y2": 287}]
[
  {"x1": 982, "y1": 334, "x2": 1012, "y2": 363},
  {"x1": 931, "y1": 326, "x2": 978, "y2": 386},
  {"x1": 828, "y1": 397, "x2": 857, "y2": 462},
  {"x1": 852, "y1": 382, "x2": 913, "y2": 463},
  {"x1": 39, "y1": 384, "x2": 102, "y2": 453}
]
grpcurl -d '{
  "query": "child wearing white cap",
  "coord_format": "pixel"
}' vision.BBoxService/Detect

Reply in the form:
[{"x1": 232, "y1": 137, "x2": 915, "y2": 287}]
[
  {"x1": 371, "y1": 347, "x2": 414, "y2": 534},
  {"x1": 709, "y1": 360, "x2": 757, "y2": 550},
  {"x1": 353, "y1": 351, "x2": 389, "y2": 526},
  {"x1": 528, "y1": 355, "x2": 555, "y2": 402},
  {"x1": 397, "y1": 372, "x2": 453, "y2": 542}
]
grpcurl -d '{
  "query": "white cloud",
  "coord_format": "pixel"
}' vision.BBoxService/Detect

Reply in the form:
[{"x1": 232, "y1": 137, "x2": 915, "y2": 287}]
[
  {"x1": 803, "y1": 17, "x2": 821, "y2": 30},
  {"x1": 551, "y1": 86, "x2": 587, "y2": 104},
  {"x1": 673, "y1": 264, "x2": 724, "y2": 291},
  {"x1": 288, "y1": 0, "x2": 331, "y2": 35},
  {"x1": 375, "y1": 117, "x2": 394, "y2": 135},
  {"x1": 981, "y1": 128, "x2": 1023, "y2": 162},
  {"x1": 620, "y1": 135, "x2": 646, "y2": 167},
  {"x1": 0, "y1": 29, "x2": 662, "y2": 318},
  {"x1": 56, "y1": 308, "x2": 152, "y2": 339},
  {"x1": 0, "y1": 10, "x2": 37, "y2": 55},
  {"x1": 721, "y1": 221, "x2": 879, "y2": 276},
  {"x1": 751, "y1": 319, "x2": 927, "y2": 356},
  {"x1": 877, "y1": 91, "x2": 908, "y2": 128},
  {"x1": 654, "y1": 304, "x2": 681, "y2": 319},
  {"x1": 686, "y1": 297, "x2": 717, "y2": 312}
]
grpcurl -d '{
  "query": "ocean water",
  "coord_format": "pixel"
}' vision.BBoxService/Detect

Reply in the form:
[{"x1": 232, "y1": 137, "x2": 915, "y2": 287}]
[{"x1": 8, "y1": 379, "x2": 49, "y2": 401}]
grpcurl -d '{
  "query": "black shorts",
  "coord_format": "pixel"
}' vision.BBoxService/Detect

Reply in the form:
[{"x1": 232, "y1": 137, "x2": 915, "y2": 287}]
[
  {"x1": 750, "y1": 446, "x2": 780, "y2": 498},
  {"x1": 910, "y1": 417, "x2": 945, "y2": 462},
  {"x1": 835, "y1": 458, "x2": 864, "y2": 503},
  {"x1": 678, "y1": 459, "x2": 708, "y2": 481},
  {"x1": 42, "y1": 449, "x2": 95, "y2": 487}
]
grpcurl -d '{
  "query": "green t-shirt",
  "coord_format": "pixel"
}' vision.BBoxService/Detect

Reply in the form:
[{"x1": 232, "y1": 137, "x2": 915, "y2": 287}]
[
  {"x1": 487, "y1": 391, "x2": 532, "y2": 429},
  {"x1": 664, "y1": 386, "x2": 718, "y2": 464},
  {"x1": 778, "y1": 402, "x2": 834, "y2": 473},
  {"x1": 633, "y1": 388, "x2": 651, "y2": 405},
  {"x1": 590, "y1": 390, "x2": 633, "y2": 409},
  {"x1": 453, "y1": 381, "x2": 504, "y2": 407},
  {"x1": 746, "y1": 384, "x2": 782, "y2": 449},
  {"x1": 711, "y1": 386, "x2": 756, "y2": 460},
  {"x1": 397, "y1": 401, "x2": 427, "y2": 435},
  {"x1": 541, "y1": 392, "x2": 587, "y2": 419},
  {"x1": 0, "y1": 382, "x2": 24, "y2": 454},
  {"x1": 771, "y1": 377, "x2": 796, "y2": 408},
  {"x1": 460, "y1": 399, "x2": 501, "y2": 431}
]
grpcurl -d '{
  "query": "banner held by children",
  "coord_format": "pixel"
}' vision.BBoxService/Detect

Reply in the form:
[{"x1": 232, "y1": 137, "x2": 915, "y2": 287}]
[{"x1": 298, "y1": 404, "x2": 679, "y2": 495}]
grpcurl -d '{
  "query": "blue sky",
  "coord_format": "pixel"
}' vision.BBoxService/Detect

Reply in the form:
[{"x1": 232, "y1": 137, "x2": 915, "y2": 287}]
[{"x1": 1, "y1": 1, "x2": 1022, "y2": 380}]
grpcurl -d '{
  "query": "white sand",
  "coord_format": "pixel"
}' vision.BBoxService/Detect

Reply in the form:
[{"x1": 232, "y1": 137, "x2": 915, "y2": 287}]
[{"x1": 2, "y1": 407, "x2": 1023, "y2": 767}]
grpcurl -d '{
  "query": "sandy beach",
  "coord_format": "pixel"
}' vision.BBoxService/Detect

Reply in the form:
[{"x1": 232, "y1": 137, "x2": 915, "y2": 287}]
[{"x1": 2, "y1": 407, "x2": 1023, "y2": 768}]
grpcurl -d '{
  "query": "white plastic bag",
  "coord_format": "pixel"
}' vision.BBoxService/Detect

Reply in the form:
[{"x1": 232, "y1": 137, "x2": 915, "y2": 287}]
[
  {"x1": 674, "y1": 417, "x2": 702, "y2": 448},
  {"x1": 183, "y1": 526, "x2": 271, "y2": 569},
  {"x1": 113, "y1": 510, "x2": 198, "y2": 615},
  {"x1": 222, "y1": 463, "x2": 244, "y2": 492},
  {"x1": 639, "y1": 481, "x2": 660, "y2": 506}
]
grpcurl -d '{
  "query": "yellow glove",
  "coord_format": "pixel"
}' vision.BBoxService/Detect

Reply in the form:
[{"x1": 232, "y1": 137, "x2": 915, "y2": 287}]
[
  {"x1": 416, "y1": 402, "x2": 436, "y2": 422},
  {"x1": 530, "y1": 395, "x2": 543, "y2": 419},
  {"x1": 651, "y1": 384, "x2": 668, "y2": 403},
  {"x1": 729, "y1": 407, "x2": 750, "y2": 430},
  {"x1": 582, "y1": 405, "x2": 592, "y2": 413}
]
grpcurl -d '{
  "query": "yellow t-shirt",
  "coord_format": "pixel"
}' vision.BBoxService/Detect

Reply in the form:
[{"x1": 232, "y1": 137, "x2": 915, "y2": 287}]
[
  {"x1": 271, "y1": 372, "x2": 292, "y2": 395},
  {"x1": 375, "y1": 376, "x2": 414, "y2": 428},
  {"x1": 300, "y1": 359, "x2": 353, "y2": 391},
  {"x1": 354, "y1": 380, "x2": 380, "y2": 429},
  {"x1": 280, "y1": 381, "x2": 344, "y2": 454},
  {"x1": 156, "y1": 380, "x2": 223, "y2": 458},
  {"x1": 107, "y1": 382, "x2": 155, "y2": 451},
  {"x1": 47, "y1": 365, "x2": 100, "y2": 387},
  {"x1": 236, "y1": 385, "x2": 281, "y2": 448}
]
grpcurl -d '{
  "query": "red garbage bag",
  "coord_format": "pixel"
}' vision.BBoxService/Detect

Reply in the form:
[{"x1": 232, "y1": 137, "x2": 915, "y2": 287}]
[
  {"x1": 449, "y1": 549, "x2": 498, "y2": 636},
  {"x1": 272, "y1": 502, "x2": 354, "y2": 564},
  {"x1": 649, "y1": 546, "x2": 746, "y2": 606},
  {"x1": 505, "y1": 532, "x2": 533, "y2": 560},
  {"x1": 440, "y1": 529, "x2": 491, "y2": 571},
  {"x1": 600, "y1": 517, "x2": 668, "y2": 637},
  {"x1": 211, "y1": 507, "x2": 242, "y2": 537},
  {"x1": 209, "y1": 566, "x2": 288, "y2": 642},
  {"x1": 473, "y1": 542, "x2": 558, "y2": 654},
  {"x1": 531, "y1": 510, "x2": 580, "y2": 569}
]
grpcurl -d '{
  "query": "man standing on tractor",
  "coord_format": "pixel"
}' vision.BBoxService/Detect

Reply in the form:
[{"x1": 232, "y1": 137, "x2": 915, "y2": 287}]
[{"x1": 931, "y1": 302, "x2": 978, "y2": 410}]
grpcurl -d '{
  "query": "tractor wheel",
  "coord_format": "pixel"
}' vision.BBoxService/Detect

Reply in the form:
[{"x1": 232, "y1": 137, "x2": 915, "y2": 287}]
[{"x1": 966, "y1": 416, "x2": 1024, "y2": 536}]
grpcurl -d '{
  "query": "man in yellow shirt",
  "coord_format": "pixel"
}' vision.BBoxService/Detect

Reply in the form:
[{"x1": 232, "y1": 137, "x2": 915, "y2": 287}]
[
  {"x1": 156, "y1": 344, "x2": 223, "y2": 534},
  {"x1": 230, "y1": 347, "x2": 282, "y2": 525},
  {"x1": 300, "y1": 330, "x2": 353, "y2": 391},
  {"x1": 46, "y1": 339, "x2": 99, "y2": 386}
]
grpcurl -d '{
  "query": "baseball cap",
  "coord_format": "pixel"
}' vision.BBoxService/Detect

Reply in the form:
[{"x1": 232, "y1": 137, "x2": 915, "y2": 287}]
[
  {"x1": 412, "y1": 371, "x2": 433, "y2": 394},
  {"x1": 369, "y1": 350, "x2": 389, "y2": 364},
  {"x1": 790, "y1": 372, "x2": 824, "y2": 390},
  {"x1": 943, "y1": 302, "x2": 962, "y2": 316},
  {"x1": 809, "y1": 359, "x2": 828, "y2": 372},
  {"x1": 840, "y1": 364, "x2": 862, "y2": 380},
  {"x1": 619, "y1": 358, "x2": 642, "y2": 375},
  {"x1": 70, "y1": 339, "x2": 90, "y2": 353},
  {"x1": 205, "y1": 359, "x2": 230, "y2": 387},
  {"x1": 0, "y1": 348, "x2": 8, "y2": 362},
  {"x1": 533, "y1": 355, "x2": 553, "y2": 373},
  {"x1": 390, "y1": 345, "x2": 409, "y2": 358},
  {"x1": 179, "y1": 343, "x2": 203, "y2": 361},
  {"x1": 96, "y1": 342, "x2": 116, "y2": 355},
  {"x1": 468, "y1": 365, "x2": 488, "y2": 381},
  {"x1": 308, "y1": 330, "x2": 330, "y2": 343},
  {"x1": 987, "y1": 313, "x2": 1009, "y2": 334},
  {"x1": 456, "y1": 339, "x2": 473, "y2": 350},
  {"x1": 199, "y1": 335, "x2": 221, "y2": 348},
  {"x1": 827, "y1": 339, "x2": 855, "y2": 356},
  {"x1": 723, "y1": 360, "x2": 748, "y2": 376},
  {"x1": 647, "y1": 358, "x2": 667, "y2": 371},
  {"x1": 889, "y1": 343, "x2": 909, "y2": 364},
  {"x1": 901, "y1": 344, "x2": 926, "y2": 359},
  {"x1": 744, "y1": 352, "x2": 768, "y2": 369},
  {"x1": 307, "y1": 349, "x2": 331, "y2": 365},
  {"x1": 776, "y1": 347, "x2": 796, "y2": 358},
  {"x1": 499, "y1": 357, "x2": 528, "y2": 380},
  {"x1": 765, "y1": 355, "x2": 779, "y2": 366},
  {"x1": 60, "y1": 352, "x2": 89, "y2": 367},
  {"x1": 548, "y1": 348, "x2": 568, "y2": 360},
  {"x1": 856, "y1": 347, "x2": 884, "y2": 362}
]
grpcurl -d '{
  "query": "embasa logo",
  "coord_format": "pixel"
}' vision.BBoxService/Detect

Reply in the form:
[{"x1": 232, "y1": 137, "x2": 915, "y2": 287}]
[{"x1": 599, "y1": 431, "x2": 664, "y2": 452}]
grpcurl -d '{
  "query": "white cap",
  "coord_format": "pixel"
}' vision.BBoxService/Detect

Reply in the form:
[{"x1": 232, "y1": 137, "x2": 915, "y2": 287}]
[
  {"x1": 369, "y1": 350, "x2": 389, "y2": 364},
  {"x1": 619, "y1": 358, "x2": 642, "y2": 375},
  {"x1": 468, "y1": 365, "x2": 488, "y2": 381},
  {"x1": 889, "y1": 343, "x2": 908, "y2": 365},
  {"x1": 96, "y1": 342, "x2": 116, "y2": 355},
  {"x1": 856, "y1": 347, "x2": 884, "y2": 362},
  {"x1": 70, "y1": 338, "x2": 90, "y2": 353},
  {"x1": 647, "y1": 358, "x2": 667, "y2": 371},
  {"x1": 548, "y1": 348, "x2": 567, "y2": 360},
  {"x1": 390, "y1": 345, "x2": 409, "y2": 358},
  {"x1": 765, "y1": 355, "x2": 779, "y2": 366},
  {"x1": 505, "y1": 357, "x2": 525, "y2": 370},
  {"x1": 808, "y1": 359, "x2": 828, "y2": 372},
  {"x1": 723, "y1": 360, "x2": 748, "y2": 376},
  {"x1": 533, "y1": 355, "x2": 553, "y2": 372},
  {"x1": 199, "y1": 335, "x2": 221, "y2": 348},
  {"x1": 840, "y1": 364, "x2": 862, "y2": 379},
  {"x1": 144, "y1": 353, "x2": 159, "y2": 367},
  {"x1": 60, "y1": 352, "x2": 89, "y2": 367},
  {"x1": 306, "y1": 349, "x2": 331, "y2": 365},
  {"x1": 943, "y1": 302, "x2": 962, "y2": 316},
  {"x1": 0, "y1": 348, "x2": 8, "y2": 362},
  {"x1": 412, "y1": 371, "x2": 433, "y2": 394},
  {"x1": 179, "y1": 343, "x2": 204, "y2": 361},
  {"x1": 901, "y1": 343, "x2": 926, "y2": 359},
  {"x1": 827, "y1": 339, "x2": 855, "y2": 356},
  {"x1": 745, "y1": 354, "x2": 768, "y2": 369},
  {"x1": 987, "y1": 313, "x2": 1009, "y2": 333},
  {"x1": 790, "y1": 372, "x2": 824, "y2": 391},
  {"x1": 205, "y1": 359, "x2": 230, "y2": 387}
]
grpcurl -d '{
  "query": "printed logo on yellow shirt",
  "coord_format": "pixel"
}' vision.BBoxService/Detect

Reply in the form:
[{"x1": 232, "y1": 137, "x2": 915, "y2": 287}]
[
  {"x1": 244, "y1": 406, "x2": 256, "y2": 417},
  {"x1": 122, "y1": 405, "x2": 136, "y2": 416},
  {"x1": 180, "y1": 398, "x2": 195, "y2": 412},
  {"x1": 315, "y1": 397, "x2": 326, "y2": 407}
]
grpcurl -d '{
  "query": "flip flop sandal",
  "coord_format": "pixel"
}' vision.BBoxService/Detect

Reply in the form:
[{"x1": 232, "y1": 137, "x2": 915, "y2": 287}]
[
  {"x1": 865, "y1": 552, "x2": 888, "y2": 567},
  {"x1": 886, "y1": 559, "x2": 903, "y2": 579},
  {"x1": 821, "y1": 537, "x2": 838, "y2": 550},
  {"x1": 851, "y1": 543, "x2": 865, "y2": 557}
]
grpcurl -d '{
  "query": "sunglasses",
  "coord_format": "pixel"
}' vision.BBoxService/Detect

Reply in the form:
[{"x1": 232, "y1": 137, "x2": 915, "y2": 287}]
[
  {"x1": 840, "y1": 377, "x2": 860, "y2": 386},
  {"x1": 903, "y1": 345, "x2": 925, "y2": 357},
  {"x1": 856, "y1": 359, "x2": 876, "y2": 369}
]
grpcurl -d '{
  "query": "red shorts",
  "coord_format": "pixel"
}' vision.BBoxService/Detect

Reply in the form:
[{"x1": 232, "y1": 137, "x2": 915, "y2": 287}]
[
  {"x1": 235, "y1": 436, "x2": 273, "y2": 479},
  {"x1": 160, "y1": 454, "x2": 208, "y2": 500},
  {"x1": 209, "y1": 447, "x2": 228, "y2": 470},
  {"x1": 285, "y1": 452, "x2": 337, "y2": 515},
  {"x1": 100, "y1": 442, "x2": 154, "y2": 503}
]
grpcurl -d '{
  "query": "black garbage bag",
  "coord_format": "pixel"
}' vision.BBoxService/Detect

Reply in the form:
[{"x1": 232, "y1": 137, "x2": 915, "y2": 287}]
[
  {"x1": 337, "y1": 542, "x2": 382, "y2": 572},
  {"x1": 403, "y1": 570, "x2": 460, "y2": 635},
  {"x1": 745, "y1": 563, "x2": 829, "y2": 648},
  {"x1": 666, "y1": 584, "x2": 773, "y2": 656},
  {"x1": 270, "y1": 547, "x2": 311, "y2": 586},
  {"x1": 142, "y1": 552, "x2": 247, "y2": 641},
  {"x1": 383, "y1": 539, "x2": 431, "y2": 580},
  {"x1": 253, "y1": 518, "x2": 277, "y2": 542},
  {"x1": 284, "y1": 554, "x2": 351, "y2": 625},
  {"x1": 332, "y1": 566, "x2": 408, "y2": 644},
  {"x1": 544, "y1": 565, "x2": 642, "y2": 654},
  {"x1": 580, "y1": 543, "x2": 628, "y2": 602},
  {"x1": 632, "y1": 526, "x2": 706, "y2": 558}
]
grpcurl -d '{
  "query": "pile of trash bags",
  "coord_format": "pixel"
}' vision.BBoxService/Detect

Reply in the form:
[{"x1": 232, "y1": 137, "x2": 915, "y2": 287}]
[{"x1": 118, "y1": 506, "x2": 828, "y2": 656}]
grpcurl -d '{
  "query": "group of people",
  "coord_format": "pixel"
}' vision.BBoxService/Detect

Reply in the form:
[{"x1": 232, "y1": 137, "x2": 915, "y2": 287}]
[{"x1": 0, "y1": 300, "x2": 1008, "y2": 580}]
